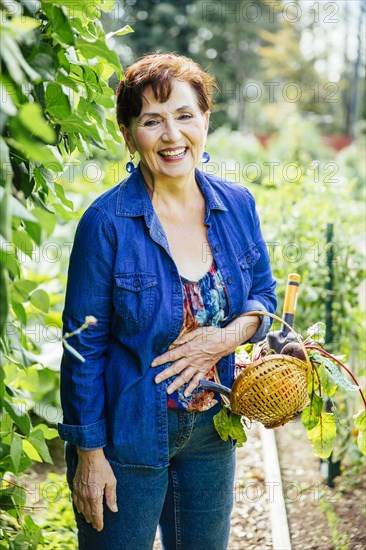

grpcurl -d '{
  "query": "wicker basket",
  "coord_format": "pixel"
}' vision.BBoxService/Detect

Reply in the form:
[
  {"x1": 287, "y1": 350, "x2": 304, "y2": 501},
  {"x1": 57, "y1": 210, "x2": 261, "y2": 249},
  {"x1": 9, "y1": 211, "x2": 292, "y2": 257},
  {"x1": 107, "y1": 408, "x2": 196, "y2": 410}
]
[{"x1": 216, "y1": 311, "x2": 311, "y2": 429}]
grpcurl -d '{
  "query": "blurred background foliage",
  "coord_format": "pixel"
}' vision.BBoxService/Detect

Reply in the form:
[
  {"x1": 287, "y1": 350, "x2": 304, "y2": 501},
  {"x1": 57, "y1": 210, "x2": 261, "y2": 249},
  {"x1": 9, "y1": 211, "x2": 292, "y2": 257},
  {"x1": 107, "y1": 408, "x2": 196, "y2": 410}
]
[
  {"x1": 0, "y1": 0, "x2": 365, "y2": 547},
  {"x1": 106, "y1": 0, "x2": 366, "y2": 134}
]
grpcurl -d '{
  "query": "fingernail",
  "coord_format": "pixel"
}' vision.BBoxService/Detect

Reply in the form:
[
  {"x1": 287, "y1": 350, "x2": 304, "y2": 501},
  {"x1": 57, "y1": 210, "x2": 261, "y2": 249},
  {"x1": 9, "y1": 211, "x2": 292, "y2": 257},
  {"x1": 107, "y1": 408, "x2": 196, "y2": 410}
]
[
  {"x1": 112, "y1": 504, "x2": 118, "y2": 512},
  {"x1": 151, "y1": 361, "x2": 157, "y2": 367},
  {"x1": 167, "y1": 388, "x2": 172, "y2": 395},
  {"x1": 155, "y1": 376, "x2": 161, "y2": 384}
]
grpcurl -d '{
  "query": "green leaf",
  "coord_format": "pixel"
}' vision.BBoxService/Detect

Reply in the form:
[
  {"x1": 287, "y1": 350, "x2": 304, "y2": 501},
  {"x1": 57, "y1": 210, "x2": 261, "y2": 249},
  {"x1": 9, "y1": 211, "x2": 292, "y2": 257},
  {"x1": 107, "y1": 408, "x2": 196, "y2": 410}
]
[
  {"x1": 23, "y1": 514, "x2": 42, "y2": 545},
  {"x1": 22, "y1": 438, "x2": 42, "y2": 462},
  {"x1": 106, "y1": 25, "x2": 134, "y2": 40},
  {"x1": 307, "y1": 412, "x2": 337, "y2": 459},
  {"x1": 10, "y1": 433, "x2": 22, "y2": 474},
  {"x1": 0, "y1": 238, "x2": 19, "y2": 277},
  {"x1": 31, "y1": 206, "x2": 57, "y2": 236},
  {"x1": 0, "y1": 483, "x2": 26, "y2": 507},
  {"x1": 30, "y1": 289, "x2": 50, "y2": 312},
  {"x1": 6, "y1": 136, "x2": 62, "y2": 168},
  {"x1": 33, "y1": 424, "x2": 59, "y2": 440},
  {"x1": 11, "y1": 301, "x2": 27, "y2": 324},
  {"x1": 6, "y1": 16, "x2": 40, "y2": 33},
  {"x1": 317, "y1": 354, "x2": 359, "y2": 393},
  {"x1": 34, "y1": 166, "x2": 55, "y2": 195},
  {"x1": 213, "y1": 406, "x2": 230, "y2": 441},
  {"x1": 54, "y1": 183, "x2": 73, "y2": 209},
  {"x1": 78, "y1": 97, "x2": 106, "y2": 128},
  {"x1": 0, "y1": 31, "x2": 40, "y2": 84},
  {"x1": 301, "y1": 394, "x2": 323, "y2": 430},
  {"x1": 318, "y1": 363, "x2": 337, "y2": 397},
  {"x1": 353, "y1": 409, "x2": 366, "y2": 431},
  {"x1": 10, "y1": 196, "x2": 37, "y2": 222},
  {"x1": 45, "y1": 82, "x2": 71, "y2": 119},
  {"x1": 0, "y1": 136, "x2": 12, "y2": 187},
  {"x1": 51, "y1": 5, "x2": 75, "y2": 47},
  {"x1": 27, "y1": 429, "x2": 53, "y2": 464},
  {"x1": 229, "y1": 413, "x2": 248, "y2": 447},
  {"x1": 77, "y1": 37, "x2": 123, "y2": 79},
  {"x1": 1, "y1": 453, "x2": 33, "y2": 475},
  {"x1": 12, "y1": 228, "x2": 35, "y2": 259},
  {"x1": 13, "y1": 279, "x2": 38, "y2": 301},
  {"x1": 23, "y1": 219, "x2": 41, "y2": 245},
  {"x1": 0, "y1": 443, "x2": 11, "y2": 462},
  {"x1": 18, "y1": 103, "x2": 56, "y2": 144},
  {"x1": 357, "y1": 430, "x2": 366, "y2": 456},
  {"x1": 58, "y1": 113, "x2": 104, "y2": 145},
  {"x1": 4, "y1": 400, "x2": 31, "y2": 436},
  {"x1": 213, "y1": 406, "x2": 247, "y2": 447}
]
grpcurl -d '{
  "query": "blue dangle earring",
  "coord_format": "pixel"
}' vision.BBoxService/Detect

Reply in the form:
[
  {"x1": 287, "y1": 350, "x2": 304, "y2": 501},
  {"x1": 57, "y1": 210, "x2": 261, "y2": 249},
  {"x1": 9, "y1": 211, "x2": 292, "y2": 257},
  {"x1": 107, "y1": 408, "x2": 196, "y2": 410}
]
[
  {"x1": 126, "y1": 153, "x2": 136, "y2": 173},
  {"x1": 201, "y1": 151, "x2": 210, "y2": 163}
]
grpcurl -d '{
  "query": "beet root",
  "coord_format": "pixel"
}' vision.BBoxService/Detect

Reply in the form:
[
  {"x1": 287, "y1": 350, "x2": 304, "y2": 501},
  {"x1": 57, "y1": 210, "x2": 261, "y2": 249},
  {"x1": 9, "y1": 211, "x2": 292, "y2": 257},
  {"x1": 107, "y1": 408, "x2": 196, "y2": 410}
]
[{"x1": 280, "y1": 341, "x2": 306, "y2": 361}]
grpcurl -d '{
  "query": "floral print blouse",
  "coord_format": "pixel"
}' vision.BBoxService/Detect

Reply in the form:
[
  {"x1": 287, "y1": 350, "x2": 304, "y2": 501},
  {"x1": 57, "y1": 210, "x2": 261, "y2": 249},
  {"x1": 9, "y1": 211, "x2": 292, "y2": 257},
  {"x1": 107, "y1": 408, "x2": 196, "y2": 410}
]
[{"x1": 166, "y1": 258, "x2": 230, "y2": 412}]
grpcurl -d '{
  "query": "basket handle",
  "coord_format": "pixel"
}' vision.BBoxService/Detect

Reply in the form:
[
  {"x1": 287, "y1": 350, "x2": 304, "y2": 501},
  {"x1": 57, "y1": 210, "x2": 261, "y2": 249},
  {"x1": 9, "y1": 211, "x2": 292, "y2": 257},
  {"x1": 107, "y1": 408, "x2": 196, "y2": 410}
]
[
  {"x1": 213, "y1": 310, "x2": 311, "y2": 402},
  {"x1": 243, "y1": 310, "x2": 311, "y2": 368}
]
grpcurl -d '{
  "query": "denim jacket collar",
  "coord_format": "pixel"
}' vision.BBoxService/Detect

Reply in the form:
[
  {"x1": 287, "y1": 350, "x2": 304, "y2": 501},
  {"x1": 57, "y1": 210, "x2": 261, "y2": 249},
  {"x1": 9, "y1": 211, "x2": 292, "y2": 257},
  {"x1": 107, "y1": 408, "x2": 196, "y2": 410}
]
[{"x1": 116, "y1": 165, "x2": 228, "y2": 225}]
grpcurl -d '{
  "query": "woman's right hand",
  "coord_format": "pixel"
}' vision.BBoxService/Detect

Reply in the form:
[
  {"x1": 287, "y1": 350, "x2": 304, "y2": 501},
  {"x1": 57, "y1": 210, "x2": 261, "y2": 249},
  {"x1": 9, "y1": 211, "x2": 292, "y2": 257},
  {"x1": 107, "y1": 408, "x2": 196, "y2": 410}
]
[{"x1": 73, "y1": 447, "x2": 118, "y2": 531}]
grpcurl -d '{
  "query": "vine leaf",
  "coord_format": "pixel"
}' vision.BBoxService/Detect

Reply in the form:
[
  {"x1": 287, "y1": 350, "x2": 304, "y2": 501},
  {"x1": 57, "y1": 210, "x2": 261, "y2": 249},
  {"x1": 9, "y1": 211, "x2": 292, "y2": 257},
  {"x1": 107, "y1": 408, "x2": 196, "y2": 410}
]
[
  {"x1": 318, "y1": 354, "x2": 359, "y2": 392},
  {"x1": 4, "y1": 399, "x2": 31, "y2": 436},
  {"x1": 354, "y1": 410, "x2": 366, "y2": 455},
  {"x1": 301, "y1": 394, "x2": 323, "y2": 430},
  {"x1": 10, "y1": 433, "x2": 22, "y2": 474},
  {"x1": 353, "y1": 409, "x2": 366, "y2": 431},
  {"x1": 307, "y1": 412, "x2": 336, "y2": 458},
  {"x1": 357, "y1": 431, "x2": 366, "y2": 456},
  {"x1": 27, "y1": 429, "x2": 53, "y2": 464},
  {"x1": 318, "y1": 363, "x2": 337, "y2": 397}
]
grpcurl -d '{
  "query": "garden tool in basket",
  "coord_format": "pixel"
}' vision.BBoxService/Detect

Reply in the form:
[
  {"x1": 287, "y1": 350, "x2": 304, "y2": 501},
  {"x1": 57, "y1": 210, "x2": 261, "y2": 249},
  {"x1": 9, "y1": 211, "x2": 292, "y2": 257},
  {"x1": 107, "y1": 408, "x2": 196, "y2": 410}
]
[
  {"x1": 266, "y1": 273, "x2": 301, "y2": 353},
  {"x1": 199, "y1": 275, "x2": 311, "y2": 429}
]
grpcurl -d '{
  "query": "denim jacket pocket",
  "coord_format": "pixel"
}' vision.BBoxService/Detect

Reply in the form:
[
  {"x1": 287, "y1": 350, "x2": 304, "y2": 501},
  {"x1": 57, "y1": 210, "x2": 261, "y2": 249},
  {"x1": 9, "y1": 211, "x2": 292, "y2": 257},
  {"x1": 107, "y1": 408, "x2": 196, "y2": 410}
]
[
  {"x1": 237, "y1": 244, "x2": 260, "y2": 287},
  {"x1": 114, "y1": 272, "x2": 158, "y2": 324}
]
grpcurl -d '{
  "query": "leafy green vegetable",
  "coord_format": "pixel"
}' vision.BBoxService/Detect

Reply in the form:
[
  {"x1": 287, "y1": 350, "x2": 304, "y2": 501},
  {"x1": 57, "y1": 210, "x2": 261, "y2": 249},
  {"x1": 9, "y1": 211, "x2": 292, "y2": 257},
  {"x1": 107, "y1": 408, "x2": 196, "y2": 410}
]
[
  {"x1": 307, "y1": 412, "x2": 337, "y2": 459},
  {"x1": 318, "y1": 363, "x2": 338, "y2": 397},
  {"x1": 314, "y1": 352, "x2": 359, "y2": 393},
  {"x1": 301, "y1": 394, "x2": 323, "y2": 430},
  {"x1": 213, "y1": 406, "x2": 247, "y2": 448},
  {"x1": 353, "y1": 410, "x2": 366, "y2": 455},
  {"x1": 353, "y1": 409, "x2": 366, "y2": 431}
]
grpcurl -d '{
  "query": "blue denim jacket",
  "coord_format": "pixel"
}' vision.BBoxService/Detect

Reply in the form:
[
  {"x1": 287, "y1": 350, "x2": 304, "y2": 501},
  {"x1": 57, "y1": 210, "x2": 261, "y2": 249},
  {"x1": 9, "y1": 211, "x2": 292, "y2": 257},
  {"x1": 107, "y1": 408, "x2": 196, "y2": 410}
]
[{"x1": 58, "y1": 166, "x2": 277, "y2": 468}]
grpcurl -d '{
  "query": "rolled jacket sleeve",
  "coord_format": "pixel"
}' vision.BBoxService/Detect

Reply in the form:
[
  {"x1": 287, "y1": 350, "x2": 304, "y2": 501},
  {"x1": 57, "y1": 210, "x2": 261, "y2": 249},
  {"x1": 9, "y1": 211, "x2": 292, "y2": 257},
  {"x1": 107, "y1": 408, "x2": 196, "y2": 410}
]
[
  {"x1": 242, "y1": 188, "x2": 277, "y2": 343},
  {"x1": 58, "y1": 206, "x2": 115, "y2": 450}
]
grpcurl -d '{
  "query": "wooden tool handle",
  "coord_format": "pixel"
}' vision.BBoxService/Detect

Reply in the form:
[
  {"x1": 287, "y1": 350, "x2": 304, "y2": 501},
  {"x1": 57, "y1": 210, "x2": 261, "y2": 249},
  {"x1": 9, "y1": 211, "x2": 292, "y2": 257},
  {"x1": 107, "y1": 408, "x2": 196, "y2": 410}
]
[{"x1": 282, "y1": 273, "x2": 301, "y2": 333}]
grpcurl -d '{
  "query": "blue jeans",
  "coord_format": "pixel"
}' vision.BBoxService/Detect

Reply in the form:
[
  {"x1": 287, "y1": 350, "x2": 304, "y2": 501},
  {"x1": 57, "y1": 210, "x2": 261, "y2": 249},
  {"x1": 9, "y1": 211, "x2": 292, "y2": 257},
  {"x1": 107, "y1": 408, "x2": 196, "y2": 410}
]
[{"x1": 65, "y1": 403, "x2": 236, "y2": 550}]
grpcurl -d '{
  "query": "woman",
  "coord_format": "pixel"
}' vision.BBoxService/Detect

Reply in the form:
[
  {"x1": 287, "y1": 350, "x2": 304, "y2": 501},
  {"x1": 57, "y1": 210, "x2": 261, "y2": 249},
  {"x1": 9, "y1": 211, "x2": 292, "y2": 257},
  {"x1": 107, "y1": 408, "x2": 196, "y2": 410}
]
[{"x1": 58, "y1": 53, "x2": 277, "y2": 550}]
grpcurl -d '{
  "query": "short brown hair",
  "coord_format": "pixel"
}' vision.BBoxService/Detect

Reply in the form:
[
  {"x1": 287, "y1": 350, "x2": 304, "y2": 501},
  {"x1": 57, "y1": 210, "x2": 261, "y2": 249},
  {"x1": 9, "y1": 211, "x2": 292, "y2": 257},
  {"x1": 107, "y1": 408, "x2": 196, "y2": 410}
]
[{"x1": 116, "y1": 53, "x2": 217, "y2": 128}]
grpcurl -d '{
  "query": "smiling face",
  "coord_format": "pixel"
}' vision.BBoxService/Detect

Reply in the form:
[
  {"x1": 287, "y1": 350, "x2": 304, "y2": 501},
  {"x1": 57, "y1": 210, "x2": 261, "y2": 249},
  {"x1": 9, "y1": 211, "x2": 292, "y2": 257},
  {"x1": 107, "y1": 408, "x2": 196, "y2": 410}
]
[{"x1": 121, "y1": 79, "x2": 210, "y2": 186}]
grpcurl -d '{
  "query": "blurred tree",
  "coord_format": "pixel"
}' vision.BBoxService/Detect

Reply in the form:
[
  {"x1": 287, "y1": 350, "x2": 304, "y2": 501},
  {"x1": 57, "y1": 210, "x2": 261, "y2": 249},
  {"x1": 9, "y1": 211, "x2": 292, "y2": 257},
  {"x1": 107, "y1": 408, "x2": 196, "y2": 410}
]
[
  {"x1": 109, "y1": 0, "x2": 364, "y2": 134},
  {"x1": 258, "y1": 1, "x2": 330, "y2": 118},
  {"x1": 348, "y1": 0, "x2": 366, "y2": 138},
  {"x1": 117, "y1": 0, "x2": 280, "y2": 130}
]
